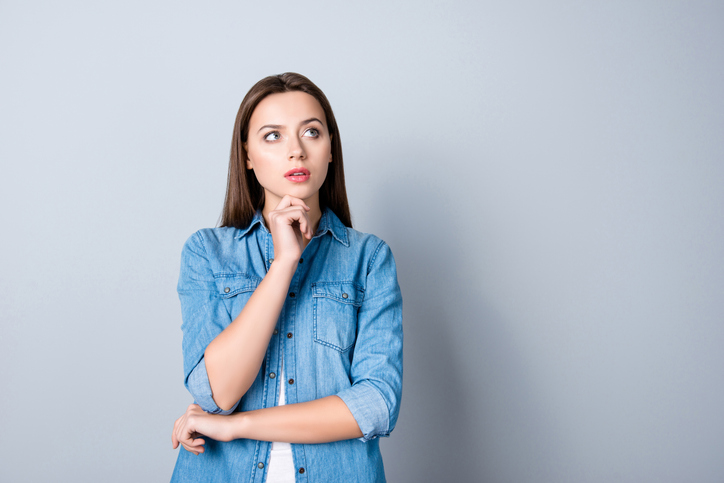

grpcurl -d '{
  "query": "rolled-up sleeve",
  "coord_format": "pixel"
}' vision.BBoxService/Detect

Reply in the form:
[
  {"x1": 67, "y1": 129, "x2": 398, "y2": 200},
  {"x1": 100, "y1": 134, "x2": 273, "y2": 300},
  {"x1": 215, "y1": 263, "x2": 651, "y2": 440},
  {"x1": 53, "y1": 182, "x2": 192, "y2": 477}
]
[
  {"x1": 178, "y1": 231, "x2": 240, "y2": 415},
  {"x1": 186, "y1": 357, "x2": 239, "y2": 415},
  {"x1": 337, "y1": 240, "x2": 403, "y2": 442}
]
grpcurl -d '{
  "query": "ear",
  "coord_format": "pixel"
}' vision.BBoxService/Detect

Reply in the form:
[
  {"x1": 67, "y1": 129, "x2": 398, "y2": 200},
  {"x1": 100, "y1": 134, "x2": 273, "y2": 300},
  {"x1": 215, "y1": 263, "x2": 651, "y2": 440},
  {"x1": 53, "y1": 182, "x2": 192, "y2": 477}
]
[
  {"x1": 246, "y1": 158, "x2": 253, "y2": 170},
  {"x1": 328, "y1": 153, "x2": 333, "y2": 164}
]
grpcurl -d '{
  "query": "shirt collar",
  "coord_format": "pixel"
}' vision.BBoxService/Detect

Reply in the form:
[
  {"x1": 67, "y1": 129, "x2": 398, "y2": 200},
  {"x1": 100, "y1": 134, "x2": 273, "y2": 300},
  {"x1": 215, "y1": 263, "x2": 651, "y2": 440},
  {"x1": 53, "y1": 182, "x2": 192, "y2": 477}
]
[
  {"x1": 235, "y1": 207, "x2": 349, "y2": 247},
  {"x1": 234, "y1": 210, "x2": 265, "y2": 239},
  {"x1": 316, "y1": 207, "x2": 350, "y2": 247}
]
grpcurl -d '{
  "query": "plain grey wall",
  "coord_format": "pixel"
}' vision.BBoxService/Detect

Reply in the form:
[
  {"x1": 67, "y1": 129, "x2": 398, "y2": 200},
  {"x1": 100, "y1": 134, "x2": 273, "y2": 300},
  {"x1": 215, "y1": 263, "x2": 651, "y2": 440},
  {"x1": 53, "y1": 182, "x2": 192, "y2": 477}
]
[{"x1": 1, "y1": 1, "x2": 722, "y2": 481}]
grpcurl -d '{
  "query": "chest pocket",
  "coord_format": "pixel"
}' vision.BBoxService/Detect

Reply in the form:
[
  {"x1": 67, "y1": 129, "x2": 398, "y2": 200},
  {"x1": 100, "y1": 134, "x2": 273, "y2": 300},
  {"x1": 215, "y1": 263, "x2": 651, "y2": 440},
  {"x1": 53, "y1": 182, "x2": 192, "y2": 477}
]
[
  {"x1": 215, "y1": 273, "x2": 261, "y2": 320},
  {"x1": 312, "y1": 281, "x2": 365, "y2": 352}
]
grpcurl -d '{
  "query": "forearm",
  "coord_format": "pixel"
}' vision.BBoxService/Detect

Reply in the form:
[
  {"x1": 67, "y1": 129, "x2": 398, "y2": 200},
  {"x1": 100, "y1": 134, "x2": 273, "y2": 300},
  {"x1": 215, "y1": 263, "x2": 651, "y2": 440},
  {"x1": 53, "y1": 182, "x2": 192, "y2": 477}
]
[
  {"x1": 231, "y1": 395, "x2": 363, "y2": 444},
  {"x1": 204, "y1": 260, "x2": 296, "y2": 410}
]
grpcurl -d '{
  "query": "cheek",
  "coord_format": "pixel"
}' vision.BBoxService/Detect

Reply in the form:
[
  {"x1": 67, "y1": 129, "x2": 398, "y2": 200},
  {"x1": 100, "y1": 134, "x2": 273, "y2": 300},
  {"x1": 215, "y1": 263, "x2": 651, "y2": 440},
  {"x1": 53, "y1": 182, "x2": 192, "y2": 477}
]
[
  {"x1": 247, "y1": 149, "x2": 276, "y2": 172},
  {"x1": 317, "y1": 162, "x2": 331, "y2": 186}
]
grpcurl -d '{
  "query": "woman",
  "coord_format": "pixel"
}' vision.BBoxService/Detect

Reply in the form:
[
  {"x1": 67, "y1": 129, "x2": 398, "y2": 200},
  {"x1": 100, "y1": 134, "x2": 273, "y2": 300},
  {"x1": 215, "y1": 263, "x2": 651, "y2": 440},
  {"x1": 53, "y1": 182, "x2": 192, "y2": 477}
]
[{"x1": 171, "y1": 73, "x2": 403, "y2": 483}]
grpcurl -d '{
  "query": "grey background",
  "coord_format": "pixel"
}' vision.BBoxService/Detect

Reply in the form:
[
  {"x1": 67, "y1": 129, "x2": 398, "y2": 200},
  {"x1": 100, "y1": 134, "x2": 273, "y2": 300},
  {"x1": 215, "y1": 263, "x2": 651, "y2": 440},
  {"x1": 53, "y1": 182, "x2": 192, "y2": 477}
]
[{"x1": 1, "y1": 1, "x2": 722, "y2": 481}]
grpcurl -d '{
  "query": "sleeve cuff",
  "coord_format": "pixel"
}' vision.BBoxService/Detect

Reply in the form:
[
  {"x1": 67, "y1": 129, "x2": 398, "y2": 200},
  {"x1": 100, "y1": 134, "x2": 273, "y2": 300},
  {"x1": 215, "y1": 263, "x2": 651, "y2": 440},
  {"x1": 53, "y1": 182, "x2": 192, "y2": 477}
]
[
  {"x1": 337, "y1": 381, "x2": 391, "y2": 443},
  {"x1": 186, "y1": 357, "x2": 239, "y2": 415}
]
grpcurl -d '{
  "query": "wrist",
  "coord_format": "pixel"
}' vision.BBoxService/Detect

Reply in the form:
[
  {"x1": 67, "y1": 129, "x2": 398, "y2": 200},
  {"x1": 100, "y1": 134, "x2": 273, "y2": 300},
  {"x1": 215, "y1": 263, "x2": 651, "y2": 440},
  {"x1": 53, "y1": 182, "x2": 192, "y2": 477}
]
[
  {"x1": 230, "y1": 412, "x2": 250, "y2": 440},
  {"x1": 268, "y1": 257, "x2": 298, "y2": 274}
]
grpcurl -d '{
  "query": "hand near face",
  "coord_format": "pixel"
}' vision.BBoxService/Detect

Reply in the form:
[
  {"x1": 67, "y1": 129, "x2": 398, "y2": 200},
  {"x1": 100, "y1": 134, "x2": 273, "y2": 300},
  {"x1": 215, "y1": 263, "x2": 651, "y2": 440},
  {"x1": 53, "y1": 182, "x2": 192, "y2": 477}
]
[
  {"x1": 172, "y1": 404, "x2": 235, "y2": 455},
  {"x1": 268, "y1": 195, "x2": 313, "y2": 265}
]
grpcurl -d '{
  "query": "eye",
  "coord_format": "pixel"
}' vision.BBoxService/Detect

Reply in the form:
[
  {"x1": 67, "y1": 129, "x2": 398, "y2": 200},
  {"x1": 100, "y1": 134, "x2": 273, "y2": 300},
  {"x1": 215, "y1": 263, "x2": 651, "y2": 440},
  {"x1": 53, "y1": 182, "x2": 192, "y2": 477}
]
[
  {"x1": 303, "y1": 128, "x2": 320, "y2": 138},
  {"x1": 264, "y1": 131, "x2": 281, "y2": 142}
]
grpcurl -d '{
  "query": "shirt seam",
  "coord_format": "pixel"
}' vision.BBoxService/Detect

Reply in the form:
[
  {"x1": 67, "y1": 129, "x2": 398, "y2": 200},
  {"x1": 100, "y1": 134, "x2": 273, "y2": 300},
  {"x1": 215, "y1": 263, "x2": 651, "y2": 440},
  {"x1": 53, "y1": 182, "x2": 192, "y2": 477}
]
[{"x1": 366, "y1": 239, "x2": 386, "y2": 275}]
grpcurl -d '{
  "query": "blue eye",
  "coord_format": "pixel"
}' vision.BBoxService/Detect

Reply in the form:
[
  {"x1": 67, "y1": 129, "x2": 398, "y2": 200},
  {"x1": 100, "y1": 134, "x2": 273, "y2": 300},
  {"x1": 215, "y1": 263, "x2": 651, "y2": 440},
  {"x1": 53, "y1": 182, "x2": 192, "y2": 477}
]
[
  {"x1": 264, "y1": 132, "x2": 281, "y2": 141},
  {"x1": 303, "y1": 128, "x2": 319, "y2": 138}
]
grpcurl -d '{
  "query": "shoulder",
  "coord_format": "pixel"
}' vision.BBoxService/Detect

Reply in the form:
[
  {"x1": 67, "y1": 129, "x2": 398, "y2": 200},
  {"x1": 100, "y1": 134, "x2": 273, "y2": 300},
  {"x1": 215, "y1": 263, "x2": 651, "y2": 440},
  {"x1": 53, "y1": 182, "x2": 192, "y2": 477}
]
[
  {"x1": 181, "y1": 226, "x2": 246, "y2": 264},
  {"x1": 344, "y1": 226, "x2": 386, "y2": 251},
  {"x1": 182, "y1": 226, "x2": 240, "y2": 250},
  {"x1": 343, "y1": 227, "x2": 396, "y2": 274}
]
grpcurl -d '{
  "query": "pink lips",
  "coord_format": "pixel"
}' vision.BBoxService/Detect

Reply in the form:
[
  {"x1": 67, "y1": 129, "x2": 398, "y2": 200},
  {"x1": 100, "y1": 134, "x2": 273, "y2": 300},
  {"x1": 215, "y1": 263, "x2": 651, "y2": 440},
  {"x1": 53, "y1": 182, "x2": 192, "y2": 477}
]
[{"x1": 284, "y1": 167, "x2": 310, "y2": 182}]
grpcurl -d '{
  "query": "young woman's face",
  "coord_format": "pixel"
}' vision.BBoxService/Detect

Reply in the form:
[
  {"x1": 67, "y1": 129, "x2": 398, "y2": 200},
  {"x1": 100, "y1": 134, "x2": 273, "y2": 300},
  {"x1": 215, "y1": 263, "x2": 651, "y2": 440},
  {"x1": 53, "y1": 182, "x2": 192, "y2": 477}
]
[{"x1": 245, "y1": 91, "x2": 332, "y2": 210}]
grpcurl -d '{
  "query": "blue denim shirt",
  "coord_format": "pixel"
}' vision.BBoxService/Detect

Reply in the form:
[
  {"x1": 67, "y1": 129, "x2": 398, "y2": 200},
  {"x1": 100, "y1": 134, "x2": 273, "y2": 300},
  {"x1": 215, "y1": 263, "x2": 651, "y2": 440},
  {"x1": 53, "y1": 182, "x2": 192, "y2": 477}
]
[{"x1": 171, "y1": 208, "x2": 403, "y2": 483}]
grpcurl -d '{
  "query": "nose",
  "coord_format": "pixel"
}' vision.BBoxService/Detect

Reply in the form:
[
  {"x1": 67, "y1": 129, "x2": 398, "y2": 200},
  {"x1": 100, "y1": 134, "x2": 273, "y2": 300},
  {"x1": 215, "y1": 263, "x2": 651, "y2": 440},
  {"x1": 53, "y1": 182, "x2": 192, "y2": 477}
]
[{"x1": 288, "y1": 136, "x2": 306, "y2": 160}]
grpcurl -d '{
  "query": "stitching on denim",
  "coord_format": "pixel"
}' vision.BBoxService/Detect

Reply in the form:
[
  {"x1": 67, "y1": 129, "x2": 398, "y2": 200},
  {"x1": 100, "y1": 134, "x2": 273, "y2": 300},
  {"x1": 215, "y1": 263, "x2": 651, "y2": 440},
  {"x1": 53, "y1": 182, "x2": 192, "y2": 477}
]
[
  {"x1": 367, "y1": 239, "x2": 386, "y2": 275},
  {"x1": 312, "y1": 281, "x2": 364, "y2": 305},
  {"x1": 312, "y1": 286, "x2": 357, "y2": 352},
  {"x1": 361, "y1": 381, "x2": 392, "y2": 437},
  {"x1": 214, "y1": 271, "x2": 262, "y2": 282},
  {"x1": 313, "y1": 337, "x2": 353, "y2": 352},
  {"x1": 313, "y1": 280, "x2": 357, "y2": 286},
  {"x1": 220, "y1": 286, "x2": 256, "y2": 298},
  {"x1": 195, "y1": 230, "x2": 210, "y2": 260}
]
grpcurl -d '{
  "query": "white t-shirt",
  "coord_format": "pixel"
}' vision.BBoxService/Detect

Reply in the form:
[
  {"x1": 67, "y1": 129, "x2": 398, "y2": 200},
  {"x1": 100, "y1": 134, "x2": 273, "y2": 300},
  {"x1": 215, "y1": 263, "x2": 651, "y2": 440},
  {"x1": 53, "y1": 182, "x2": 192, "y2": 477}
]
[{"x1": 264, "y1": 355, "x2": 296, "y2": 483}]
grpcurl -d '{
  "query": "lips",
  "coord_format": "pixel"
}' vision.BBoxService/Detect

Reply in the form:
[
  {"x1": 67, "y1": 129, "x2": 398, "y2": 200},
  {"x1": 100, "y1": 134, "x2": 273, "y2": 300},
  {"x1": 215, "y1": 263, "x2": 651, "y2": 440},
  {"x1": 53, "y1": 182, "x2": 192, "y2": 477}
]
[{"x1": 284, "y1": 167, "x2": 310, "y2": 182}]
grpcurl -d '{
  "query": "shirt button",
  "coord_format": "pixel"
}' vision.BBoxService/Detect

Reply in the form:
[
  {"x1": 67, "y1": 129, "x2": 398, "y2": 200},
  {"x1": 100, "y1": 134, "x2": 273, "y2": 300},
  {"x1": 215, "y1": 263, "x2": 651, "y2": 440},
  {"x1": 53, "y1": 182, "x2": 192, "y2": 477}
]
[
  {"x1": 269, "y1": 373, "x2": 276, "y2": 379},
  {"x1": 224, "y1": 287, "x2": 230, "y2": 293},
  {"x1": 287, "y1": 333, "x2": 293, "y2": 339},
  {"x1": 299, "y1": 258, "x2": 304, "y2": 263},
  {"x1": 299, "y1": 468, "x2": 305, "y2": 474},
  {"x1": 269, "y1": 258, "x2": 274, "y2": 264},
  {"x1": 289, "y1": 292, "x2": 295, "y2": 298},
  {"x1": 273, "y1": 329, "x2": 278, "y2": 335},
  {"x1": 258, "y1": 462, "x2": 265, "y2": 469},
  {"x1": 342, "y1": 293, "x2": 348, "y2": 299},
  {"x1": 288, "y1": 379, "x2": 294, "y2": 385}
]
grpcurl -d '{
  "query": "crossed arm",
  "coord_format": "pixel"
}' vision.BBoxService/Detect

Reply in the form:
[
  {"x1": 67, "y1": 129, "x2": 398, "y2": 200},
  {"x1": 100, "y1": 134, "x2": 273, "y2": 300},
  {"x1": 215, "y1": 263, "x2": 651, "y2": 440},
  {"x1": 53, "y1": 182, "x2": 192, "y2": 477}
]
[
  {"x1": 172, "y1": 198, "x2": 363, "y2": 455},
  {"x1": 172, "y1": 259, "x2": 362, "y2": 455},
  {"x1": 172, "y1": 395, "x2": 361, "y2": 455}
]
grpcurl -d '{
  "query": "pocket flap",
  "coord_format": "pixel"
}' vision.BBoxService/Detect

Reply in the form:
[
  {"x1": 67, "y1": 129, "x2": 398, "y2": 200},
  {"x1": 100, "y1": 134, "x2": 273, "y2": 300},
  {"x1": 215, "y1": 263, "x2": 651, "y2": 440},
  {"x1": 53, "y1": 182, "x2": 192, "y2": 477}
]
[
  {"x1": 312, "y1": 281, "x2": 365, "y2": 306},
  {"x1": 215, "y1": 273, "x2": 261, "y2": 298}
]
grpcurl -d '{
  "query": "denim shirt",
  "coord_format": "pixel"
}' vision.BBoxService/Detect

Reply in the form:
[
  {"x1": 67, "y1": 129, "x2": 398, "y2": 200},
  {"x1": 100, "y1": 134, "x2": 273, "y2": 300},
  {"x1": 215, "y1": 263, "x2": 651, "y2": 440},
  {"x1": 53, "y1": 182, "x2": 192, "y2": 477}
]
[{"x1": 171, "y1": 208, "x2": 403, "y2": 483}]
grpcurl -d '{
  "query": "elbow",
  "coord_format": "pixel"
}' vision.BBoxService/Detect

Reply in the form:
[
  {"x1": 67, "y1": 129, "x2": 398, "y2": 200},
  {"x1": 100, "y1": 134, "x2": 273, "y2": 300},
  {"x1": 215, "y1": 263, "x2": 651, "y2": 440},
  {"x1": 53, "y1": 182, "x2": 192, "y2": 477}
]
[
  {"x1": 212, "y1": 392, "x2": 242, "y2": 413},
  {"x1": 204, "y1": 374, "x2": 245, "y2": 413},
  {"x1": 203, "y1": 348, "x2": 252, "y2": 412},
  {"x1": 185, "y1": 357, "x2": 241, "y2": 415},
  {"x1": 190, "y1": 382, "x2": 240, "y2": 415}
]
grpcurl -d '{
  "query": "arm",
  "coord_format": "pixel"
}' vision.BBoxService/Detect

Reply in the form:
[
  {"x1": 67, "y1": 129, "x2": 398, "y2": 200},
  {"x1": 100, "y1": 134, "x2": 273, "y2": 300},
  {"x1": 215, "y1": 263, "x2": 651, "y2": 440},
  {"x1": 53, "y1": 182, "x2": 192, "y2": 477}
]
[
  {"x1": 203, "y1": 260, "x2": 295, "y2": 410},
  {"x1": 172, "y1": 396, "x2": 362, "y2": 455},
  {"x1": 203, "y1": 196, "x2": 315, "y2": 411},
  {"x1": 335, "y1": 240, "x2": 404, "y2": 442},
  {"x1": 178, "y1": 196, "x2": 314, "y2": 413},
  {"x1": 174, "y1": 237, "x2": 402, "y2": 452}
]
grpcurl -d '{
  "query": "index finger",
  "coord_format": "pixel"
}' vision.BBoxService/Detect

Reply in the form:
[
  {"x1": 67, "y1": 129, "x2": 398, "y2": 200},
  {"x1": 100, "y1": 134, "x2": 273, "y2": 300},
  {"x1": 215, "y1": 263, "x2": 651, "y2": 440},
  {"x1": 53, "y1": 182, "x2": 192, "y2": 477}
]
[
  {"x1": 274, "y1": 195, "x2": 310, "y2": 211},
  {"x1": 172, "y1": 425, "x2": 179, "y2": 448}
]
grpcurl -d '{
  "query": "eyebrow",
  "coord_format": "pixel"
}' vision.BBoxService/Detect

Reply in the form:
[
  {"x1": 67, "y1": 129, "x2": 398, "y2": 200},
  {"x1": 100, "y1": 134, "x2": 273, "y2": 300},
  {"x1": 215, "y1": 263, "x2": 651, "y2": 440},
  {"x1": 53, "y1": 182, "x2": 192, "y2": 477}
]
[{"x1": 257, "y1": 117, "x2": 324, "y2": 133}]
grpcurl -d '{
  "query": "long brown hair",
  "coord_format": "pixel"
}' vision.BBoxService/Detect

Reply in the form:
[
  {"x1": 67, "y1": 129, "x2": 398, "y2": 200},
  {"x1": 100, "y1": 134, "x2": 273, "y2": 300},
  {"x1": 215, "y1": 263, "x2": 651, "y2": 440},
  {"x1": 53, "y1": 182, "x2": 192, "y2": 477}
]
[{"x1": 220, "y1": 73, "x2": 352, "y2": 229}]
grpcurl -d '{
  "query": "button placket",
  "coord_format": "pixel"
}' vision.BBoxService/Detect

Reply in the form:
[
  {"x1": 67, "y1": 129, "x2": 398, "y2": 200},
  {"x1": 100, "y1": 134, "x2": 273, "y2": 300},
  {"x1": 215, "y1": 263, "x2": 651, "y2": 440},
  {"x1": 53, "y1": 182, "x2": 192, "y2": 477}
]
[{"x1": 281, "y1": 265, "x2": 302, "y2": 408}]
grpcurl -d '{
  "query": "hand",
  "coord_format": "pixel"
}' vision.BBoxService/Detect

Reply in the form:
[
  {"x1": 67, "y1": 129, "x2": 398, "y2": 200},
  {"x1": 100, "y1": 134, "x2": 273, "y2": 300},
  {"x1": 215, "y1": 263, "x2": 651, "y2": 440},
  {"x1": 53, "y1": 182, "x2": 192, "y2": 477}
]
[
  {"x1": 267, "y1": 195, "x2": 313, "y2": 264},
  {"x1": 172, "y1": 404, "x2": 236, "y2": 455}
]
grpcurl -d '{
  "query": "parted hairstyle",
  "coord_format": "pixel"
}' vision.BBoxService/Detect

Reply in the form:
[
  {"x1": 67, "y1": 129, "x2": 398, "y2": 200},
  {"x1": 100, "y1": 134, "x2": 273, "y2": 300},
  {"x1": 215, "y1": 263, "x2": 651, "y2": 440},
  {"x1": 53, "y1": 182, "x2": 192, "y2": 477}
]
[{"x1": 220, "y1": 72, "x2": 352, "y2": 229}]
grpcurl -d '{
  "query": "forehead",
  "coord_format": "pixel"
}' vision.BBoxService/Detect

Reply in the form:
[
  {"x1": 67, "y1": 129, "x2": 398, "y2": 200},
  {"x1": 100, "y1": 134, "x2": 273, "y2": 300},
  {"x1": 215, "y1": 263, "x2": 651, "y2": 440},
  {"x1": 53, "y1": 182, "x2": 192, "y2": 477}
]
[{"x1": 249, "y1": 91, "x2": 327, "y2": 127}]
